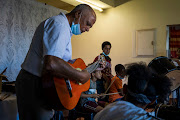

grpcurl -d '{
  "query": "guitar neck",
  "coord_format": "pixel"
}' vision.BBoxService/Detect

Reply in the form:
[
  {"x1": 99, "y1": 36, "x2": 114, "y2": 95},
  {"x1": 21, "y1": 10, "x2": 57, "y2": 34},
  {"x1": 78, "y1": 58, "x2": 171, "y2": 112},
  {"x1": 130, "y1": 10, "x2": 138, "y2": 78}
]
[
  {"x1": 85, "y1": 61, "x2": 100, "y2": 73},
  {"x1": 85, "y1": 55, "x2": 106, "y2": 73}
]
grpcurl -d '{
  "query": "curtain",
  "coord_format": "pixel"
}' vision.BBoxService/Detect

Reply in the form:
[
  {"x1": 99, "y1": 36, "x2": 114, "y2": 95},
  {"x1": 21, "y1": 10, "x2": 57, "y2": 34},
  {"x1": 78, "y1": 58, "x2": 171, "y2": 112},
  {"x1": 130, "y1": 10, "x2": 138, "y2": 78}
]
[{"x1": 169, "y1": 26, "x2": 180, "y2": 58}]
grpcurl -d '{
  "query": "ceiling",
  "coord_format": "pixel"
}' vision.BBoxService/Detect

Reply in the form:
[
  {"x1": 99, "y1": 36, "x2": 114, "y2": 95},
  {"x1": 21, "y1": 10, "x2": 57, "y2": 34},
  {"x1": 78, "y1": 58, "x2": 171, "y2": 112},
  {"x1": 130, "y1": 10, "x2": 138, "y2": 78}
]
[{"x1": 36, "y1": 0, "x2": 131, "y2": 12}]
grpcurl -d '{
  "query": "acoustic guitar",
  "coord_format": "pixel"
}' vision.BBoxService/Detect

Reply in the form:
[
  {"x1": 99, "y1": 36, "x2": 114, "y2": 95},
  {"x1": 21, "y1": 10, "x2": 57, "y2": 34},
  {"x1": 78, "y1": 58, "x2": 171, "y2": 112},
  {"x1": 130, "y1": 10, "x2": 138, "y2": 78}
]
[{"x1": 42, "y1": 57, "x2": 104, "y2": 110}]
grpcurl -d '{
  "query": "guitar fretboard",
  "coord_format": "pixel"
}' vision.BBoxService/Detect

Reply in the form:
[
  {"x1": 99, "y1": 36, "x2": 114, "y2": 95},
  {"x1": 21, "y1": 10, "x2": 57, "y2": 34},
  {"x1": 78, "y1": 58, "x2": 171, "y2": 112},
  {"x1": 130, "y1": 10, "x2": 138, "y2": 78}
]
[{"x1": 85, "y1": 61, "x2": 100, "y2": 73}]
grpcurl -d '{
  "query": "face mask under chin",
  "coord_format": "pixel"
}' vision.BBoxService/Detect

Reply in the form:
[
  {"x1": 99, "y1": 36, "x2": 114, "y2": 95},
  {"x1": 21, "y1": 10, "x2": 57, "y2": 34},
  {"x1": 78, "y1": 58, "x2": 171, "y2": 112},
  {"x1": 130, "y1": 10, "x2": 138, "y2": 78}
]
[
  {"x1": 71, "y1": 22, "x2": 81, "y2": 35},
  {"x1": 71, "y1": 14, "x2": 82, "y2": 35},
  {"x1": 118, "y1": 75, "x2": 124, "y2": 80},
  {"x1": 103, "y1": 52, "x2": 110, "y2": 56}
]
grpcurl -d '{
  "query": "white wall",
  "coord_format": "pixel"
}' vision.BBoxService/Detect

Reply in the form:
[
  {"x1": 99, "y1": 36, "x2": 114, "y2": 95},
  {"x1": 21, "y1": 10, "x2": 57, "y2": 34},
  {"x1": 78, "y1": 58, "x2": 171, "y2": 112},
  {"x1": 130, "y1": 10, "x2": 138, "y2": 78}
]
[
  {"x1": 71, "y1": 0, "x2": 180, "y2": 75},
  {"x1": 1, "y1": 0, "x2": 180, "y2": 80},
  {"x1": 0, "y1": 0, "x2": 63, "y2": 81}
]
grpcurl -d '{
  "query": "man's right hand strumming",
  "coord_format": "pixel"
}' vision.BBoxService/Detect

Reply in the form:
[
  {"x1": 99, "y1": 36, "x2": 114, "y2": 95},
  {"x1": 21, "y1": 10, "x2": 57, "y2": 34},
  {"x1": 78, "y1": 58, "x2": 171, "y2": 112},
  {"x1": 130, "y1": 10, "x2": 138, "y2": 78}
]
[
  {"x1": 79, "y1": 69, "x2": 90, "y2": 84},
  {"x1": 42, "y1": 55, "x2": 90, "y2": 84}
]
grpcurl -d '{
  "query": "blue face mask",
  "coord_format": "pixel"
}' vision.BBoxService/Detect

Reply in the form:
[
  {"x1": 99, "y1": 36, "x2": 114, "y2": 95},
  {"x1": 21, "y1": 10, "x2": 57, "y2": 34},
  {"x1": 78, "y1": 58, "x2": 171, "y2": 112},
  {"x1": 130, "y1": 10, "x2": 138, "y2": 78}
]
[
  {"x1": 102, "y1": 52, "x2": 110, "y2": 56},
  {"x1": 71, "y1": 13, "x2": 82, "y2": 35},
  {"x1": 118, "y1": 75, "x2": 124, "y2": 79},
  {"x1": 71, "y1": 22, "x2": 81, "y2": 35}
]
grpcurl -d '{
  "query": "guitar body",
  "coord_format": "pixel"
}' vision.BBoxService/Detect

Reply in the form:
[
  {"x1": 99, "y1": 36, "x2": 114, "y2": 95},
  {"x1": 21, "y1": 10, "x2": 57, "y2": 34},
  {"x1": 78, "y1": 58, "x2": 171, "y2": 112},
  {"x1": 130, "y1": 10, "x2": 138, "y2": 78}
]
[{"x1": 42, "y1": 58, "x2": 90, "y2": 110}]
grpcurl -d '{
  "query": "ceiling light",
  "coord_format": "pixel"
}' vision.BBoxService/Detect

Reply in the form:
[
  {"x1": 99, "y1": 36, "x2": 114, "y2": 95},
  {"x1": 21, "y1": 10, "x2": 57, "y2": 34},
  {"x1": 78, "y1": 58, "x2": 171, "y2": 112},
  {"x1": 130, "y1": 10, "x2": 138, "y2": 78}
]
[{"x1": 76, "y1": 0, "x2": 103, "y2": 12}]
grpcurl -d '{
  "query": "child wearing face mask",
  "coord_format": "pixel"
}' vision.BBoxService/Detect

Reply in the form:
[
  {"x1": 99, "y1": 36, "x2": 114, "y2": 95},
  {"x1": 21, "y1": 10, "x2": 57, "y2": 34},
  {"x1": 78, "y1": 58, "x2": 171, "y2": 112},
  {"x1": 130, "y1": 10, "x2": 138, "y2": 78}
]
[
  {"x1": 108, "y1": 64, "x2": 126, "y2": 103},
  {"x1": 93, "y1": 41, "x2": 113, "y2": 102}
]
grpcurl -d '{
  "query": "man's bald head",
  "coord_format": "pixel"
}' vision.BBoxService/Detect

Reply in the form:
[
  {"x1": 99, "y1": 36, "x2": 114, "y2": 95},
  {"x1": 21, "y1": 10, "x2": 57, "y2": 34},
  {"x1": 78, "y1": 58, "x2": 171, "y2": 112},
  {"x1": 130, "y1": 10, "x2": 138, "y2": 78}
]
[
  {"x1": 70, "y1": 4, "x2": 96, "y2": 19},
  {"x1": 68, "y1": 4, "x2": 96, "y2": 33}
]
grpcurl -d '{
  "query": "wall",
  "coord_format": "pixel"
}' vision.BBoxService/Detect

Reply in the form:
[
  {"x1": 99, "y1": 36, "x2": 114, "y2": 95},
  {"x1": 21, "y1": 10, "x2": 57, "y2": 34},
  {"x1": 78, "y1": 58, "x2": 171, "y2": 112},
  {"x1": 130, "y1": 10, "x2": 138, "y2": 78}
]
[
  {"x1": 1, "y1": 0, "x2": 180, "y2": 81},
  {"x1": 0, "y1": 0, "x2": 63, "y2": 81},
  {"x1": 71, "y1": 0, "x2": 180, "y2": 75}
]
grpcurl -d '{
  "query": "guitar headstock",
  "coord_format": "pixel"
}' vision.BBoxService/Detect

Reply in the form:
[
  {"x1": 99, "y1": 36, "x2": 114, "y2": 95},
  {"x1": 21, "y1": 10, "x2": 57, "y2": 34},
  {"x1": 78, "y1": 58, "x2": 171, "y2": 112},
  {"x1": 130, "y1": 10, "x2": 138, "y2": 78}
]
[
  {"x1": 100, "y1": 54, "x2": 106, "y2": 63},
  {"x1": 97, "y1": 55, "x2": 106, "y2": 70},
  {"x1": 86, "y1": 55, "x2": 107, "y2": 73}
]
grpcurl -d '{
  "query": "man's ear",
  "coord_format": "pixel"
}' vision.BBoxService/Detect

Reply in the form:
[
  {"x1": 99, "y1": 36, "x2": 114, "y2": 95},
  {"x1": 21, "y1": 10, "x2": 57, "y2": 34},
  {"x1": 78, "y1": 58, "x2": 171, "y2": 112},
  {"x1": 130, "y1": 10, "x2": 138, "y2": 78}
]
[{"x1": 74, "y1": 11, "x2": 82, "y2": 19}]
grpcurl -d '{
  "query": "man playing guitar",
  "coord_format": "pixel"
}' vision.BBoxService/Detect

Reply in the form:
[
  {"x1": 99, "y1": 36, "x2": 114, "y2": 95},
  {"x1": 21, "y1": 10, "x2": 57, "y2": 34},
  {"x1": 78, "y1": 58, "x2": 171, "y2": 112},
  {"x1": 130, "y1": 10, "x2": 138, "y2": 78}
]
[{"x1": 15, "y1": 4, "x2": 96, "y2": 120}]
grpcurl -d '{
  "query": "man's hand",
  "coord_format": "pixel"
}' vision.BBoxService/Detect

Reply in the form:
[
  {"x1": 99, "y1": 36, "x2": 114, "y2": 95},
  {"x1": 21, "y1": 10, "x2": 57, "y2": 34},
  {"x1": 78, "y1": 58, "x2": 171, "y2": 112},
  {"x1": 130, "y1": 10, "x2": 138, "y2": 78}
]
[
  {"x1": 42, "y1": 55, "x2": 90, "y2": 84},
  {"x1": 80, "y1": 69, "x2": 90, "y2": 84}
]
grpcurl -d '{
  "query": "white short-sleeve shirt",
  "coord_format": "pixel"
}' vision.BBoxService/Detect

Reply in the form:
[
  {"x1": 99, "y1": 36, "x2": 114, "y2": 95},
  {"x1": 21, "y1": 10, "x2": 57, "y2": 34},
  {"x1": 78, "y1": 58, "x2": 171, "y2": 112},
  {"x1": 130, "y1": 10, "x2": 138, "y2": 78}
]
[{"x1": 21, "y1": 12, "x2": 73, "y2": 77}]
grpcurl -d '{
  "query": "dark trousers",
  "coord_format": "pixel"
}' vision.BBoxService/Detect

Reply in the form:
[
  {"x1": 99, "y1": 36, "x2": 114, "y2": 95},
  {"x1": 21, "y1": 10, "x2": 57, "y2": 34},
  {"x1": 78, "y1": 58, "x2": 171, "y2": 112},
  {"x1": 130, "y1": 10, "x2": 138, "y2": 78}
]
[
  {"x1": 96, "y1": 80, "x2": 109, "y2": 102},
  {"x1": 15, "y1": 69, "x2": 54, "y2": 120}
]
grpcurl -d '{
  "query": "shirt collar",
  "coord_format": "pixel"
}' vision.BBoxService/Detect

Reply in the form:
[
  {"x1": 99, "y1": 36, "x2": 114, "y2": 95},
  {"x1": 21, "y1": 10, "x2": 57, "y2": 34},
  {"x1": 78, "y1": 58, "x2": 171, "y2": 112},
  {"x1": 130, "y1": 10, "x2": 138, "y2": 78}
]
[{"x1": 59, "y1": 12, "x2": 73, "y2": 37}]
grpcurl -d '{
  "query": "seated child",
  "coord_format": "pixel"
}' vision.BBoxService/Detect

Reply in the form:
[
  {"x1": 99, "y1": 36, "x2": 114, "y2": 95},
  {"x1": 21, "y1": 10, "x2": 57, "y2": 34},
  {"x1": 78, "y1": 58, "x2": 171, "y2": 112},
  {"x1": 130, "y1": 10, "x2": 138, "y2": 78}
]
[
  {"x1": 94, "y1": 62, "x2": 172, "y2": 120},
  {"x1": 109, "y1": 64, "x2": 126, "y2": 103},
  {"x1": 78, "y1": 67, "x2": 107, "y2": 113}
]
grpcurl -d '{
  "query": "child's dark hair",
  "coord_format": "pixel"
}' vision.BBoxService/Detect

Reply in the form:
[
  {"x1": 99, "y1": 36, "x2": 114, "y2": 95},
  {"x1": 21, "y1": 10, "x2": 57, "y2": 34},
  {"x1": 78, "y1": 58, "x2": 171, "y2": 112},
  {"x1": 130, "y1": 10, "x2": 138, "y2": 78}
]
[
  {"x1": 126, "y1": 62, "x2": 172, "y2": 104},
  {"x1": 115, "y1": 64, "x2": 125, "y2": 73},
  {"x1": 102, "y1": 41, "x2": 111, "y2": 50}
]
